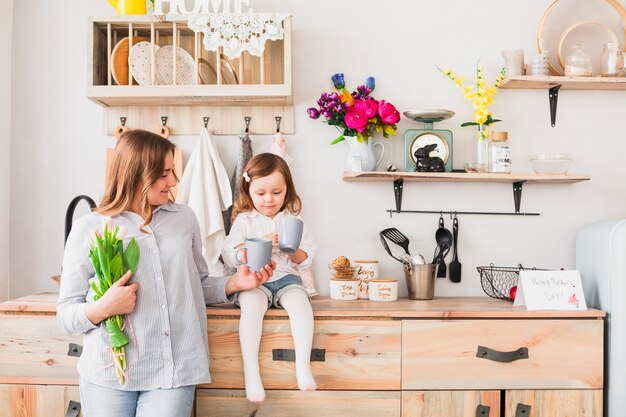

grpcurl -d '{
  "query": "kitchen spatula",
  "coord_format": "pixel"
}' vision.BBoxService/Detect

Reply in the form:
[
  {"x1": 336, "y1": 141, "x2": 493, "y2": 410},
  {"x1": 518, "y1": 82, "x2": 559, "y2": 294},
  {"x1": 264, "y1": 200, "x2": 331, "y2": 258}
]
[
  {"x1": 380, "y1": 228, "x2": 411, "y2": 255},
  {"x1": 449, "y1": 216, "x2": 462, "y2": 283}
]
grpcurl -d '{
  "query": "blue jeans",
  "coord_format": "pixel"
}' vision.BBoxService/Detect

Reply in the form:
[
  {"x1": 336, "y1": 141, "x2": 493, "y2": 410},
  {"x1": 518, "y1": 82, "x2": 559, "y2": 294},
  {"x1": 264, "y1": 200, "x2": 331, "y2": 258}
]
[{"x1": 79, "y1": 378, "x2": 195, "y2": 417}]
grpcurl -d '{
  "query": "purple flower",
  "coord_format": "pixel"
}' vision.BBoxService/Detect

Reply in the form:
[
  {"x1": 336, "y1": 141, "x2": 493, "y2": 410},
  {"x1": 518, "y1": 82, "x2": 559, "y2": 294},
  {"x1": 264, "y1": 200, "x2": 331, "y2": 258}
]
[
  {"x1": 365, "y1": 77, "x2": 376, "y2": 91},
  {"x1": 330, "y1": 92, "x2": 339, "y2": 101},
  {"x1": 332, "y1": 73, "x2": 345, "y2": 89},
  {"x1": 307, "y1": 108, "x2": 320, "y2": 119},
  {"x1": 323, "y1": 110, "x2": 332, "y2": 118},
  {"x1": 357, "y1": 85, "x2": 371, "y2": 96}
]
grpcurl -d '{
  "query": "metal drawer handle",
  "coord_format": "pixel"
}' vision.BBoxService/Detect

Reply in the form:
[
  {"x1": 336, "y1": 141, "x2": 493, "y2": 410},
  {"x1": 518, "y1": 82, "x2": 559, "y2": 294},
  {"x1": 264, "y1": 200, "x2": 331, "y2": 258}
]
[
  {"x1": 515, "y1": 403, "x2": 531, "y2": 417},
  {"x1": 475, "y1": 404, "x2": 490, "y2": 417},
  {"x1": 67, "y1": 343, "x2": 83, "y2": 357},
  {"x1": 65, "y1": 400, "x2": 81, "y2": 417},
  {"x1": 272, "y1": 349, "x2": 326, "y2": 362},
  {"x1": 476, "y1": 345, "x2": 528, "y2": 363}
]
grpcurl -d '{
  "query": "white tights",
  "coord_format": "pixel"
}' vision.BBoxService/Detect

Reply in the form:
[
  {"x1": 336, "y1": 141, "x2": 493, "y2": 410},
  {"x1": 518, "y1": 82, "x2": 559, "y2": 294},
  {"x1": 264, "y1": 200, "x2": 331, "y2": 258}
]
[{"x1": 238, "y1": 287, "x2": 317, "y2": 403}]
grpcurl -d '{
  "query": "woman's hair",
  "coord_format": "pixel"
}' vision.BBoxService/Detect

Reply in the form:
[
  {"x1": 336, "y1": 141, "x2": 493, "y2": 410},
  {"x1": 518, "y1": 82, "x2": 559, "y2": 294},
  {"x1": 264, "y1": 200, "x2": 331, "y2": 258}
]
[
  {"x1": 97, "y1": 129, "x2": 177, "y2": 230},
  {"x1": 232, "y1": 153, "x2": 301, "y2": 219}
]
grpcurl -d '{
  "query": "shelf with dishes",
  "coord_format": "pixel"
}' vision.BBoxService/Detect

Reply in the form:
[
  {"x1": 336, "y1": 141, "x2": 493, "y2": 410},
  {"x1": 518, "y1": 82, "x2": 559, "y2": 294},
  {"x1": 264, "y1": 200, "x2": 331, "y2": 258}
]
[
  {"x1": 87, "y1": 15, "x2": 293, "y2": 135},
  {"x1": 342, "y1": 171, "x2": 590, "y2": 217}
]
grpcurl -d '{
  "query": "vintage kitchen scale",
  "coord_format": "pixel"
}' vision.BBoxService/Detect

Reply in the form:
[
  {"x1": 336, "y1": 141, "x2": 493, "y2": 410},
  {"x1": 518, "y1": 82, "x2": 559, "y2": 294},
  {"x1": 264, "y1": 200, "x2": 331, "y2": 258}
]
[{"x1": 404, "y1": 109, "x2": 454, "y2": 172}]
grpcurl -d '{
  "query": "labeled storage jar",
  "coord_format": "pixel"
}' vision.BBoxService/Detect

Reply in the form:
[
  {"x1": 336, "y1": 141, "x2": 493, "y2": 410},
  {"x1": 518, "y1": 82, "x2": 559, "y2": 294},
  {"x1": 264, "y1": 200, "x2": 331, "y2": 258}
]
[{"x1": 489, "y1": 131, "x2": 512, "y2": 173}]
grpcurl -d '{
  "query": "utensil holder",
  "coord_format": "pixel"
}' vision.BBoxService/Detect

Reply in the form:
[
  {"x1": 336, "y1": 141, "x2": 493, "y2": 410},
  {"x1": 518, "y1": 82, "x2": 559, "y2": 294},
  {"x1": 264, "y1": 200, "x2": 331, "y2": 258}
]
[{"x1": 404, "y1": 263, "x2": 438, "y2": 300}]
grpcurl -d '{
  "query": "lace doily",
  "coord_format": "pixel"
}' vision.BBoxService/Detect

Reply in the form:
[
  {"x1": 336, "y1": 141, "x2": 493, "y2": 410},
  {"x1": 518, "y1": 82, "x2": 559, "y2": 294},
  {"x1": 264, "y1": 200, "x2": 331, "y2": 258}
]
[{"x1": 188, "y1": 13, "x2": 290, "y2": 59}]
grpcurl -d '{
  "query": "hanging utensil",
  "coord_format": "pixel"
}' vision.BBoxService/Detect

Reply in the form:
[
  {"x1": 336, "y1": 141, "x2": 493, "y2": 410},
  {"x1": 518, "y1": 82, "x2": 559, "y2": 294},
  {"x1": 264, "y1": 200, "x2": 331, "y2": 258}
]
[
  {"x1": 380, "y1": 228, "x2": 412, "y2": 255},
  {"x1": 433, "y1": 214, "x2": 452, "y2": 278},
  {"x1": 379, "y1": 230, "x2": 405, "y2": 264},
  {"x1": 449, "y1": 214, "x2": 462, "y2": 283}
]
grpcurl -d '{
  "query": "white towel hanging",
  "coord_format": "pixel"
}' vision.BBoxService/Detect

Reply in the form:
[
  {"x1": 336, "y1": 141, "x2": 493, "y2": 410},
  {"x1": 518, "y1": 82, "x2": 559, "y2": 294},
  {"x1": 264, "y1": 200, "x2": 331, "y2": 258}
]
[{"x1": 176, "y1": 128, "x2": 232, "y2": 269}]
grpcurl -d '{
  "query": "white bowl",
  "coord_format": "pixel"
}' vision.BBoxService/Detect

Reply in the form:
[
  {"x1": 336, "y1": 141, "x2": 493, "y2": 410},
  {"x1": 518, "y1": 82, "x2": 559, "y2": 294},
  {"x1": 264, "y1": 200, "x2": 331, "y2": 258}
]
[{"x1": 529, "y1": 153, "x2": 572, "y2": 174}]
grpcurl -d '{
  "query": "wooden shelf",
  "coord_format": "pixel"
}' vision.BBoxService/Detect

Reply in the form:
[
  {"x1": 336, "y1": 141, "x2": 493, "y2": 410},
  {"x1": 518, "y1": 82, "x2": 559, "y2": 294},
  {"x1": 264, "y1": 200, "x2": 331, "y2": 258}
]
[
  {"x1": 87, "y1": 85, "x2": 292, "y2": 107},
  {"x1": 342, "y1": 171, "x2": 590, "y2": 184},
  {"x1": 343, "y1": 171, "x2": 590, "y2": 216},
  {"x1": 87, "y1": 15, "x2": 293, "y2": 134},
  {"x1": 500, "y1": 75, "x2": 626, "y2": 90}
]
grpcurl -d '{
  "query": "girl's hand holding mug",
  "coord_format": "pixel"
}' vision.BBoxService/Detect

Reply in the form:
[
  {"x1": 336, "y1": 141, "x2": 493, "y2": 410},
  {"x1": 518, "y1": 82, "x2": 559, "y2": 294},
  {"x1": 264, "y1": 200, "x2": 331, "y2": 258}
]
[{"x1": 264, "y1": 232, "x2": 278, "y2": 247}]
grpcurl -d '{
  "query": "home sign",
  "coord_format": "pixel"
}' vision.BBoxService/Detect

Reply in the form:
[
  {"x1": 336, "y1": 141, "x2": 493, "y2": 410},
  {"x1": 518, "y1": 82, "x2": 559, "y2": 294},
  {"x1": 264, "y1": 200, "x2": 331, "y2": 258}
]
[{"x1": 154, "y1": 0, "x2": 253, "y2": 15}]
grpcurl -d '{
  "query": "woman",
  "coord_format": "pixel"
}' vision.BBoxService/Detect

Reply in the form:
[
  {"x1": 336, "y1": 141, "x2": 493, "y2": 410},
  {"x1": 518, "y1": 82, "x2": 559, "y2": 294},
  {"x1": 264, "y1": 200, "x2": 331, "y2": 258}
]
[{"x1": 57, "y1": 130, "x2": 275, "y2": 417}]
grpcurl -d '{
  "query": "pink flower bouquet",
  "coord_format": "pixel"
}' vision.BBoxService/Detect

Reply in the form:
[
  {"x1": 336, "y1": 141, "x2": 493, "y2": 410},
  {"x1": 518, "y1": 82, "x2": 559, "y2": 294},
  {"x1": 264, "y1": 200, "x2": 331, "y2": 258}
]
[{"x1": 307, "y1": 73, "x2": 400, "y2": 144}]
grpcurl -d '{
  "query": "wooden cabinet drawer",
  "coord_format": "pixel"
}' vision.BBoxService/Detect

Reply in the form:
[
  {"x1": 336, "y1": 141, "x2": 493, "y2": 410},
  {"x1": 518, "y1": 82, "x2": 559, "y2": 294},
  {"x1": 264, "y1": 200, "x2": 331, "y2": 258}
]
[
  {"x1": 505, "y1": 390, "x2": 602, "y2": 417},
  {"x1": 402, "y1": 320, "x2": 602, "y2": 390},
  {"x1": 0, "y1": 316, "x2": 82, "y2": 384},
  {"x1": 195, "y1": 389, "x2": 401, "y2": 417},
  {"x1": 0, "y1": 384, "x2": 82, "y2": 416},
  {"x1": 205, "y1": 319, "x2": 401, "y2": 390},
  {"x1": 402, "y1": 391, "x2": 500, "y2": 417}
]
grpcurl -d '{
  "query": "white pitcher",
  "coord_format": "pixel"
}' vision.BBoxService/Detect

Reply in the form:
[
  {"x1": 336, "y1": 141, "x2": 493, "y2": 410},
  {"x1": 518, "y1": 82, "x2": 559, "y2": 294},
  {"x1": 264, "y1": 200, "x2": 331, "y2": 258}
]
[{"x1": 344, "y1": 135, "x2": 384, "y2": 172}]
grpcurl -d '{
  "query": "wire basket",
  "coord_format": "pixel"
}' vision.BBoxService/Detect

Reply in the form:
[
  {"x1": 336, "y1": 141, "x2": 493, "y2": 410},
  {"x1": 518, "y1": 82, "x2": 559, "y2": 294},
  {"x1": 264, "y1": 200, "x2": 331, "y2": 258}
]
[{"x1": 476, "y1": 264, "x2": 544, "y2": 301}]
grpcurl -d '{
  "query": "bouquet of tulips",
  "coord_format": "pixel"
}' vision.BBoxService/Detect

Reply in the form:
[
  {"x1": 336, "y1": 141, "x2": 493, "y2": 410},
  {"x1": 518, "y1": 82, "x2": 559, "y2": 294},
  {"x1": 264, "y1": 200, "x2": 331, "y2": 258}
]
[
  {"x1": 307, "y1": 73, "x2": 400, "y2": 144},
  {"x1": 88, "y1": 219, "x2": 140, "y2": 384}
]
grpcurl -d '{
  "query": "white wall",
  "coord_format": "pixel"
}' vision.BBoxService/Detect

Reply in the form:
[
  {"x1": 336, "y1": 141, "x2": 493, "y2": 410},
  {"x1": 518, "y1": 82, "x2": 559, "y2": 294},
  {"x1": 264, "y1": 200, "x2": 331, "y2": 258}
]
[
  {"x1": 0, "y1": 0, "x2": 13, "y2": 301},
  {"x1": 9, "y1": 0, "x2": 626, "y2": 298}
]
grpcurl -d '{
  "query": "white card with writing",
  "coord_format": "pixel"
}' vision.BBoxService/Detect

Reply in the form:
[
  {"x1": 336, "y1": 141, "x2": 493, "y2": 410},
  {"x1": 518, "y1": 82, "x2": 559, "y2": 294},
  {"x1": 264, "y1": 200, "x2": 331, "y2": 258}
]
[{"x1": 513, "y1": 270, "x2": 587, "y2": 311}]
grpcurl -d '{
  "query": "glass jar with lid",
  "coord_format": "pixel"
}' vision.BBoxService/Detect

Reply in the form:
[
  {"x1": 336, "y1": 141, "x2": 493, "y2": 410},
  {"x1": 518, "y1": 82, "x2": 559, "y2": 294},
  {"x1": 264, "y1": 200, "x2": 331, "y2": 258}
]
[
  {"x1": 601, "y1": 43, "x2": 625, "y2": 77},
  {"x1": 564, "y1": 43, "x2": 592, "y2": 77},
  {"x1": 489, "y1": 131, "x2": 511, "y2": 173}
]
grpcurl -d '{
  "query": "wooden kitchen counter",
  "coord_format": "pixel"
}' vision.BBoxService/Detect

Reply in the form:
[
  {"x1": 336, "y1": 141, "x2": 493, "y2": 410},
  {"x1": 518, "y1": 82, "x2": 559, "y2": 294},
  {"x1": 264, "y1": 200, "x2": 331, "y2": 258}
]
[{"x1": 0, "y1": 292, "x2": 606, "y2": 319}]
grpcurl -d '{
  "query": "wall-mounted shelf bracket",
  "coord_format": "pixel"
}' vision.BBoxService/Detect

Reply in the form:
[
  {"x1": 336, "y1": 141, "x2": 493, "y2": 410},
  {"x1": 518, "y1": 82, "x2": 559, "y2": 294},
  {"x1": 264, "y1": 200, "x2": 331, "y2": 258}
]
[
  {"x1": 549, "y1": 85, "x2": 561, "y2": 127},
  {"x1": 513, "y1": 181, "x2": 525, "y2": 213}
]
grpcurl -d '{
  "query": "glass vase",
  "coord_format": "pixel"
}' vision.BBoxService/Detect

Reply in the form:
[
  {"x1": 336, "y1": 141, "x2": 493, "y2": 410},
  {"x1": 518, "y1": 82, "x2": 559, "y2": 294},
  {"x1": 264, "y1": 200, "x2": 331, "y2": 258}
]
[{"x1": 475, "y1": 125, "x2": 489, "y2": 172}]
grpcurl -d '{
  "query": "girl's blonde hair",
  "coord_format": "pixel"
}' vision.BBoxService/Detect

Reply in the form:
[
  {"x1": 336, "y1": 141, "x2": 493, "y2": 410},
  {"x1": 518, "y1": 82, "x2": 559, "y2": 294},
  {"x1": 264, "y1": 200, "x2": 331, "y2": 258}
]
[
  {"x1": 232, "y1": 153, "x2": 301, "y2": 220},
  {"x1": 97, "y1": 129, "x2": 177, "y2": 230}
]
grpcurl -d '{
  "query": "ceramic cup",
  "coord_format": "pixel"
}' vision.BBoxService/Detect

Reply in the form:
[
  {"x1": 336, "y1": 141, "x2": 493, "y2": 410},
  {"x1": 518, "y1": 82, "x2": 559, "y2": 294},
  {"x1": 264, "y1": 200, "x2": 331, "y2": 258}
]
[
  {"x1": 501, "y1": 48, "x2": 525, "y2": 77},
  {"x1": 329, "y1": 278, "x2": 359, "y2": 300},
  {"x1": 353, "y1": 260, "x2": 379, "y2": 299},
  {"x1": 368, "y1": 279, "x2": 398, "y2": 302},
  {"x1": 278, "y1": 216, "x2": 303, "y2": 254},
  {"x1": 236, "y1": 238, "x2": 272, "y2": 273}
]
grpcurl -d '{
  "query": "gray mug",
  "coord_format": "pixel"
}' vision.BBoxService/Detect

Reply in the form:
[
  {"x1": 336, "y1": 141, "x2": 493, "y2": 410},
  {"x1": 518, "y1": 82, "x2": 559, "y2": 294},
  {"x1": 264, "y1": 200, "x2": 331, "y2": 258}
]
[
  {"x1": 236, "y1": 238, "x2": 272, "y2": 273},
  {"x1": 278, "y1": 216, "x2": 303, "y2": 254}
]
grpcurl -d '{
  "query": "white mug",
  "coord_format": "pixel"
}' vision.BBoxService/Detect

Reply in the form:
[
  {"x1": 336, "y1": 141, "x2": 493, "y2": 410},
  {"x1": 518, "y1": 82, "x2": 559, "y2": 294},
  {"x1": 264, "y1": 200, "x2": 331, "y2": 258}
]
[
  {"x1": 368, "y1": 279, "x2": 398, "y2": 302},
  {"x1": 353, "y1": 260, "x2": 379, "y2": 299}
]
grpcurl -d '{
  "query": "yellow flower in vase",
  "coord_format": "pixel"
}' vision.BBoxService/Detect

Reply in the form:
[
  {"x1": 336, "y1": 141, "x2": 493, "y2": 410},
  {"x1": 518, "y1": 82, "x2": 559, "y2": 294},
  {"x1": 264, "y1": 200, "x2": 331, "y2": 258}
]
[{"x1": 439, "y1": 61, "x2": 506, "y2": 169}]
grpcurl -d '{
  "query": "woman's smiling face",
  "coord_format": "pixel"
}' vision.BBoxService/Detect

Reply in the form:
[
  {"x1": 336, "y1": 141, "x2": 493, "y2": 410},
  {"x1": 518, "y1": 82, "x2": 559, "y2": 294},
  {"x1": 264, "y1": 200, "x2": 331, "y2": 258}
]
[{"x1": 249, "y1": 170, "x2": 286, "y2": 218}]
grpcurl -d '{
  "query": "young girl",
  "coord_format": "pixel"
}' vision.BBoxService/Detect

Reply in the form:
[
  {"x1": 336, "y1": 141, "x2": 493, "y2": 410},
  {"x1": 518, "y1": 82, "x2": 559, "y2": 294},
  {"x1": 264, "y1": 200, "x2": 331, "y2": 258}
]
[{"x1": 222, "y1": 153, "x2": 317, "y2": 403}]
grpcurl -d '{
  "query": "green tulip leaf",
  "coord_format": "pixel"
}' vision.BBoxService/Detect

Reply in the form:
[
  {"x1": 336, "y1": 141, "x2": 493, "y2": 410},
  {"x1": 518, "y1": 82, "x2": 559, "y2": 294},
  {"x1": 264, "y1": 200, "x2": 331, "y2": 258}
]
[
  {"x1": 105, "y1": 317, "x2": 129, "y2": 348},
  {"x1": 109, "y1": 253, "x2": 123, "y2": 283},
  {"x1": 123, "y1": 238, "x2": 140, "y2": 274},
  {"x1": 330, "y1": 134, "x2": 345, "y2": 145}
]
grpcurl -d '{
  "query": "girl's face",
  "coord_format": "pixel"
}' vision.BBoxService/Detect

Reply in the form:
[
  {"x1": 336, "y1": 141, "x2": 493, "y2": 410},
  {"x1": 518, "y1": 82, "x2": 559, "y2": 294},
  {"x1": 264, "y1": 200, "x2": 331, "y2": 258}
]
[
  {"x1": 249, "y1": 170, "x2": 286, "y2": 218},
  {"x1": 147, "y1": 152, "x2": 177, "y2": 207}
]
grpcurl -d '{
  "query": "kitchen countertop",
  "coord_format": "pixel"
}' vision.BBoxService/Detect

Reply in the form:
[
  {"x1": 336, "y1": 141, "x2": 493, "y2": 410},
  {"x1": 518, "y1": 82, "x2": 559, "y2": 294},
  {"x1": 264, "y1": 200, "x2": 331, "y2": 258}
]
[{"x1": 0, "y1": 292, "x2": 605, "y2": 319}]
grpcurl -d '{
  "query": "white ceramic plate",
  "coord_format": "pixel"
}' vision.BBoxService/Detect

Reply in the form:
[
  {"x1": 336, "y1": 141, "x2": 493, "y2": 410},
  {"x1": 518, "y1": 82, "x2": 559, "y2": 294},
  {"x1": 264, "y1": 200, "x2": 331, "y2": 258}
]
[
  {"x1": 129, "y1": 41, "x2": 160, "y2": 86},
  {"x1": 219, "y1": 54, "x2": 239, "y2": 85},
  {"x1": 155, "y1": 45, "x2": 196, "y2": 85}
]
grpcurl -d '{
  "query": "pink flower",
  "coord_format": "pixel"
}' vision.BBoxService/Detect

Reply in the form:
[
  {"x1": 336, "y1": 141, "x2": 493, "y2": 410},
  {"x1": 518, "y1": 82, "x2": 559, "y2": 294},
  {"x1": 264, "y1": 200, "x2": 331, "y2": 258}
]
[
  {"x1": 353, "y1": 98, "x2": 379, "y2": 119},
  {"x1": 377, "y1": 100, "x2": 400, "y2": 124},
  {"x1": 116, "y1": 226, "x2": 128, "y2": 240},
  {"x1": 344, "y1": 107, "x2": 368, "y2": 132}
]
